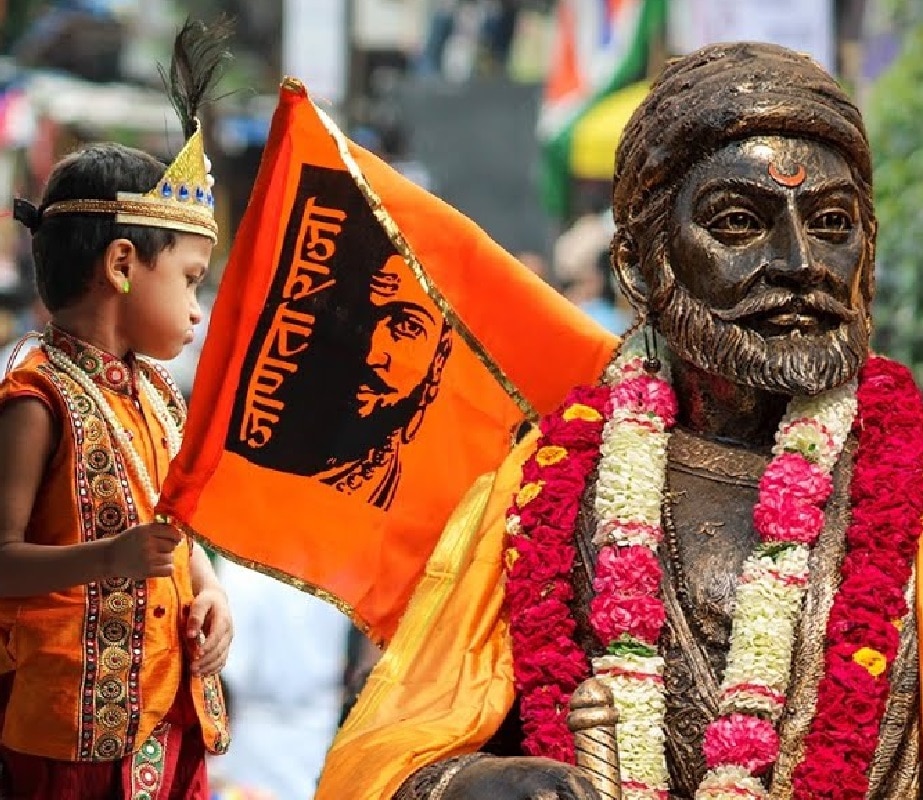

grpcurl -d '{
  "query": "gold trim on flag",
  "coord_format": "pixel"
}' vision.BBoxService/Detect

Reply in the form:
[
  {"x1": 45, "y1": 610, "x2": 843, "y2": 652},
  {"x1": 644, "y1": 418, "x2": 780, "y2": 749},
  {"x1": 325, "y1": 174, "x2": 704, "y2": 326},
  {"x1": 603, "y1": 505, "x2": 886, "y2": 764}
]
[{"x1": 180, "y1": 521, "x2": 368, "y2": 634}]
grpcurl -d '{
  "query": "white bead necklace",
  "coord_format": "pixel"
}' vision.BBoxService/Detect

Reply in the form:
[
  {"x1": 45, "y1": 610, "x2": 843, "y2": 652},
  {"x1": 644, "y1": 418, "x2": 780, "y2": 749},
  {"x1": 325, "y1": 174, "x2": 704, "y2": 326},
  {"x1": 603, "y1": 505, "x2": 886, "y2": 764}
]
[
  {"x1": 137, "y1": 369, "x2": 183, "y2": 460},
  {"x1": 44, "y1": 342, "x2": 182, "y2": 509}
]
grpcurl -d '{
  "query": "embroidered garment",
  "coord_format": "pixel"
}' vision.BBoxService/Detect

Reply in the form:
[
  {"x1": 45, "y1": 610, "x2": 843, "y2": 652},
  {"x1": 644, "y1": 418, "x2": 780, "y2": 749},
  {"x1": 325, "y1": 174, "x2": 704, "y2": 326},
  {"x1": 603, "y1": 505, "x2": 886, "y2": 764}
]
[
  {"x1": 0, "y1": 673, "x2": 208, "y2": 800},
  {"x1": 0, "y1": 327, "x2": 228, "y2": 762}
]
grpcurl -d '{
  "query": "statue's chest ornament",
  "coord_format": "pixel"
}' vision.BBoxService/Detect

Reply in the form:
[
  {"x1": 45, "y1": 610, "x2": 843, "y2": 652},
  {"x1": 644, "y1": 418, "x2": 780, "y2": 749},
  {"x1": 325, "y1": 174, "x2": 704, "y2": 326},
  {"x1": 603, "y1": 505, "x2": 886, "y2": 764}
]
[{"x1": 662, "y1": 429, "x2": 768, "y2": 648}]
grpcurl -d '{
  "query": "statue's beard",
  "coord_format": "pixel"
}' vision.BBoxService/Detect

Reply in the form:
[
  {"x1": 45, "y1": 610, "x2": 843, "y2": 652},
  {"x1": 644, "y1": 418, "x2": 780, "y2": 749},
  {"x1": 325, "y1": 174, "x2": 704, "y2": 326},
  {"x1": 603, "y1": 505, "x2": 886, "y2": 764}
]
[{"x1": 655, "y1": 271, "x2": 869, "y2": 397}]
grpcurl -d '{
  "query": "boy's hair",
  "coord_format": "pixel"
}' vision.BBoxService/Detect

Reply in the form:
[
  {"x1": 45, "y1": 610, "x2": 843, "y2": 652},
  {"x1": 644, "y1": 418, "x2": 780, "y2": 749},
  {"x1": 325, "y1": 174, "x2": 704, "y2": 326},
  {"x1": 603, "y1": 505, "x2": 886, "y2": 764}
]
[{"x1": 33, "y1": 143, "x2": 177, "y2": 312}]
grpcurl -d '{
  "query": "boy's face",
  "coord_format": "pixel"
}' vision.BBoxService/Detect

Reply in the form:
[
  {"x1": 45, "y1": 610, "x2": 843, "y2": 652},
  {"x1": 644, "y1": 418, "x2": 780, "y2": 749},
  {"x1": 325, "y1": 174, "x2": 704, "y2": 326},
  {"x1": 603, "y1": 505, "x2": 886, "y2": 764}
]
[{"x1": 124, "y1": 233, "x2": 212, "y2": 361}]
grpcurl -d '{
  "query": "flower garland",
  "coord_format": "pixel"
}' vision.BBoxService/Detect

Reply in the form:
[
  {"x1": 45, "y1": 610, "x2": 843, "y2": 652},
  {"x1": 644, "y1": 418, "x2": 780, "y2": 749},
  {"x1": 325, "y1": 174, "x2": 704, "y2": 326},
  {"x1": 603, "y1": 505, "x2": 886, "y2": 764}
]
[
  {"x1": 791, "y1": 358, "x2": 923, "y2": 799},
  {"x1": 587, "y1": 355, "x2": 676, "y2": 797},
  {"x1": 694, "y1": 379, "x2": 856, "y2": 799},
  {"x1": 505, "y1": 352, "x2": 923, "y2": 799},
  {"x1": 505, "y1": 385, "x2": 609, "y2": 762}
]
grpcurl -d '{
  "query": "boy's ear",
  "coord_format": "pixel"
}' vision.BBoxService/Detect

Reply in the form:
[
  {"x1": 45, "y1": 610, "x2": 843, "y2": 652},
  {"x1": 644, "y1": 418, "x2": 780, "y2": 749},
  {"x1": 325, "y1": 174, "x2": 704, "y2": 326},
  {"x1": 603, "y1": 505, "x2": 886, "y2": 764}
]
[{"x1": 102, "y1": 239, "x2": 136, "y2": 294}]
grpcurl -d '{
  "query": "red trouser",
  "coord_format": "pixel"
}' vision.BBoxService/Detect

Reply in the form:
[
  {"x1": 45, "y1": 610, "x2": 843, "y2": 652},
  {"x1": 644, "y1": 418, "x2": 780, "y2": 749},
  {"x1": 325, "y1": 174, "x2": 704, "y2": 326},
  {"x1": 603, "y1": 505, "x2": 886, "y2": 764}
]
[{"x1": 0, "y1": 674, "x2": 208, "y2": 800}]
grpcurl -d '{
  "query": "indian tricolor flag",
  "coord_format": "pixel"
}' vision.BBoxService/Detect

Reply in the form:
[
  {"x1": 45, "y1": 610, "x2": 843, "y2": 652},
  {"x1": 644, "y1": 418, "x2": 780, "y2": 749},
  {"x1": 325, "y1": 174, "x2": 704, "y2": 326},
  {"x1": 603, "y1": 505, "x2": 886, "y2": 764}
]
[{"x1": 538, "y1": 0, "x2": 667, "y2": 218}]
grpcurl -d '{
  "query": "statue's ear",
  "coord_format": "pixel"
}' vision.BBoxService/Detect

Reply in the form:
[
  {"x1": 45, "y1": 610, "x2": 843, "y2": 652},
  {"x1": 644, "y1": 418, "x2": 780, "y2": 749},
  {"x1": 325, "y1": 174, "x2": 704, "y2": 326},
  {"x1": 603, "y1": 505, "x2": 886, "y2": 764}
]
[{"x1": 611, "y1": 227, "x2": 649, "y2": 313}]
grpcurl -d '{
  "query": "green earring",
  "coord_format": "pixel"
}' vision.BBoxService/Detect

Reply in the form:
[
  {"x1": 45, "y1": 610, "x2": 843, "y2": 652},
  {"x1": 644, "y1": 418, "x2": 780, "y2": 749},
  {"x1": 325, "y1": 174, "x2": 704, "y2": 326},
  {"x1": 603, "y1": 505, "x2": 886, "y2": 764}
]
[{"x1": 120, "y1": 278, "x2": 131, "y2": 294}]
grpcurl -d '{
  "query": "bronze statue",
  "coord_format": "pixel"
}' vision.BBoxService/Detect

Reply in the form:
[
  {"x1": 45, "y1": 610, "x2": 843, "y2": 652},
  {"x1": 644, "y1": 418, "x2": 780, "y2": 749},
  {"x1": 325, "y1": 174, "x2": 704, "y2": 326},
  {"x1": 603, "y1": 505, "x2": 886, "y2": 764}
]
[{"x1": 316, "y1": 41, "x2": 921, "y2": 800}]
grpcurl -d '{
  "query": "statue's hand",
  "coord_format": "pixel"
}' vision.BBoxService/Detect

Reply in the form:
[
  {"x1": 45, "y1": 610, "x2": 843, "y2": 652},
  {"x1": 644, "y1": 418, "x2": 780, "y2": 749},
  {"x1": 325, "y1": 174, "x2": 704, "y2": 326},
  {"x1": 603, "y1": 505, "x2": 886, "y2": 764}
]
[{"x1": 441, "y1": 755, "x2": 601, "y2": 800}]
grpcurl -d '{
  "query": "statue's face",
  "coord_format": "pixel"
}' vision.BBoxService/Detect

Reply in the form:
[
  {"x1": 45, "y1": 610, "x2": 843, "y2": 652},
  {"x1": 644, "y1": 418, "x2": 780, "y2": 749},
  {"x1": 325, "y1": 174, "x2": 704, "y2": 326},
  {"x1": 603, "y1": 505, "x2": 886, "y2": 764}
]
[{"x1": 658, "y1": 135, "x2": 870, "y2": 395}]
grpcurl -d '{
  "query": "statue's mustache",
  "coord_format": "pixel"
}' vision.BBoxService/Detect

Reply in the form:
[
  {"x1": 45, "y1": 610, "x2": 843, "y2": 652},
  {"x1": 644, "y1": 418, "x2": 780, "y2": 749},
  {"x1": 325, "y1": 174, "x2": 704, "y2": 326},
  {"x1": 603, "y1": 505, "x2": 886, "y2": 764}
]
[{"x1": 712, "y1": 289, "x2": 857, "y2": 325}]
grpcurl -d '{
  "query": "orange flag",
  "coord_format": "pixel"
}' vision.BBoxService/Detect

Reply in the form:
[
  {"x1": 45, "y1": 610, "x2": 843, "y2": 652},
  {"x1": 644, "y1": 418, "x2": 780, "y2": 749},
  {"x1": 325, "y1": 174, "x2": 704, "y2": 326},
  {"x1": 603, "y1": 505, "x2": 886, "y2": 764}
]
[{"x1": 157, "y1": 79, "x2": 618, "y2": 643}]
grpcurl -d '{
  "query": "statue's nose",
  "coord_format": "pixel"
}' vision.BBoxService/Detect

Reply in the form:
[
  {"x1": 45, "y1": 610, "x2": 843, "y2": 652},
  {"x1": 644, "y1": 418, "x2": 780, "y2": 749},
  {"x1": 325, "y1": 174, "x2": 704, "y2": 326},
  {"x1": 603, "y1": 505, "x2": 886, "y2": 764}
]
[{"x1": 763, "y1": 199, "x2": 823, "y2": 287}]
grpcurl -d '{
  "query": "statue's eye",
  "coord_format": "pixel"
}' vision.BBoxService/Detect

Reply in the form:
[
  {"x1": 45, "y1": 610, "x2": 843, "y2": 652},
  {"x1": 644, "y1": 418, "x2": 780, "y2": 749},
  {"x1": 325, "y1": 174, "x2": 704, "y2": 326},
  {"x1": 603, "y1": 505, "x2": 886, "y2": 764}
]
[
  {"x1": 809, "y1": 210, "x2": 853, "y2": 241},
  {"x1": 706, "y1": 209, "x2": 763, "y2": 244}
]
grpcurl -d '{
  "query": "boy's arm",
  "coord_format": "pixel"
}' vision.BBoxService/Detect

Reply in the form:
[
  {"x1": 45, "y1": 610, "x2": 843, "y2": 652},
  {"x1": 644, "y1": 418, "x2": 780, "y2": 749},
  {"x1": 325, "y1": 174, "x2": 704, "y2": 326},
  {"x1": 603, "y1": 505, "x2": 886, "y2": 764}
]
[
  {"x1": 186, "y1": 541, "x2": 233, "y2": 675},
  {"x1": 189, "y1": 540, "x2": 222, "y2": 594},
  {"x1": 0, "y1": 397, "x2": 181, "y2": 597}
]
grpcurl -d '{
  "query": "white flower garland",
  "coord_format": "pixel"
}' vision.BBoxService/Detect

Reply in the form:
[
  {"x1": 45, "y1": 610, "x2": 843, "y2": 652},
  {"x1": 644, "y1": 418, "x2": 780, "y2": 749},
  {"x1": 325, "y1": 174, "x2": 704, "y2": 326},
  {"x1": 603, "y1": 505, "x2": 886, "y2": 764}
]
[{"x1": 589, "y1": 344, "x2": 857, "y2": 799}]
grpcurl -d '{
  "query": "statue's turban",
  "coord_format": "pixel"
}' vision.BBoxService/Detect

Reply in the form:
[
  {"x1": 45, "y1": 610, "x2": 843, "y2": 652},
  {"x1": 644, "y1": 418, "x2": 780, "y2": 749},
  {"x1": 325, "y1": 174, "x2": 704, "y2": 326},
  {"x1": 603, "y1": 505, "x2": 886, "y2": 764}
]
[{"x1": 613, "y1": 42, "x2": 871, "y2": 230}]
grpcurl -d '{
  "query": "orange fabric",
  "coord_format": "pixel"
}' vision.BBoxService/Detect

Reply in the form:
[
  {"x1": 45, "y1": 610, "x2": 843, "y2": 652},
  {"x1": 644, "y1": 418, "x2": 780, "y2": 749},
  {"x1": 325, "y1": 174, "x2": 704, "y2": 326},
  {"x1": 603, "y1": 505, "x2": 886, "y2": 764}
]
[
  {"x1": 158, "y1": 82, "x2": 618, "y2": 643},
  {"x1": 316, "y1": 433, "x2": 534, "y2": 800},
  {"x1": 317, "y1": 445, "x2": 923, "y2": 800},
  {"x1": 0, "y1": 346, "x2": 226, "y2": 761},
  {"x1": 321, "y1": 452, "x2": 923, "y2": 800}
]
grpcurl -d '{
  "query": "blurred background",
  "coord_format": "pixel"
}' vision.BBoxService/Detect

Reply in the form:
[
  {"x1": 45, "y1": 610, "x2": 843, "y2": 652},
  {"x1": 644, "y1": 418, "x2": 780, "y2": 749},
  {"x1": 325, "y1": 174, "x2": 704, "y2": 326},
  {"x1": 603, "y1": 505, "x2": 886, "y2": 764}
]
[{"x1": 0, "y1": 0, "x2": 920, "y2": 797}]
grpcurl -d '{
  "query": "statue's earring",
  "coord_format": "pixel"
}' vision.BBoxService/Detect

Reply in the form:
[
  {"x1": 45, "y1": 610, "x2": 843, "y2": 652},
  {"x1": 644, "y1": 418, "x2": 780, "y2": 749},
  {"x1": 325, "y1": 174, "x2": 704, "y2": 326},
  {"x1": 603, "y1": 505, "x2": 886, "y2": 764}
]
[{"x1": 643, "y1": 319, "x2": 661, "y2": 374}]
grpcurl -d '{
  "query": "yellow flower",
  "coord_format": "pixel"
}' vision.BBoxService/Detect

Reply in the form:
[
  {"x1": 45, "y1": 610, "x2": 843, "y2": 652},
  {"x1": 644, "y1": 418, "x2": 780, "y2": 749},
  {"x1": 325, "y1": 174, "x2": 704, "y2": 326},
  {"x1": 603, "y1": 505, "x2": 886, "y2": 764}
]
[
  {"x1": 893, "y1": 618, "x2": 905, "y2": 632},
  {"x1": 852, "y1": 646, "x2": 888, "y2": 677},
  {"x1": 504, "y1": 548, "x2": 519, "y2": 570},
  {"x1": 562, "y1": 403, "x2": 602, "y2": 422},
  {"x1": 516, "y1": 481, "x2": 544, "y2": 508},
  {"x1": 536, "y1": 445, "x2": 568, "y2": 467}
]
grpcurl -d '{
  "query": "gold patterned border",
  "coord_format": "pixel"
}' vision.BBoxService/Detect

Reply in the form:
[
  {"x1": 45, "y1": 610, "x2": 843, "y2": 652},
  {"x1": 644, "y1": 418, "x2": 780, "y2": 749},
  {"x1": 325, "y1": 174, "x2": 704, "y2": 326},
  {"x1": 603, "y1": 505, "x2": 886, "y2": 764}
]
[
  {"x1": 43, "y1": 197, "x2": 218, "y2": 241},
  {"x1": 176, "y1": 520, "x2": 369, "y2": 636}
]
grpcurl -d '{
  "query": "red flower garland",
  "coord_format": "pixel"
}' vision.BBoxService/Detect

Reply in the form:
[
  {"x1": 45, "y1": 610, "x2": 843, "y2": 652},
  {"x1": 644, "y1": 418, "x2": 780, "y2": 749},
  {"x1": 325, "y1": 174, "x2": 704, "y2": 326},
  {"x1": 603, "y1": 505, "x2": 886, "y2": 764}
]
[
  {"x1": 505, "y1": 385, "x2": 609, "y2": 761},
  {"x1": 792, "y1": 356, "x2": 923, "y2": 799}
]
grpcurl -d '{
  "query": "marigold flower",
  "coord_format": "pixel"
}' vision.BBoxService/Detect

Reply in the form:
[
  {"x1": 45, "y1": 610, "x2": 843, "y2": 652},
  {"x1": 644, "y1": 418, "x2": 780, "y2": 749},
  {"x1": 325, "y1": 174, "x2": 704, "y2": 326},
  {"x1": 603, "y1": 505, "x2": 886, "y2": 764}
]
[
  {"x1": 536, "y1": 445, "x2": 568, "y2": 467},
  {"x1": 852, "y1": 646, "x2": 888, "y2": 677},
  {"x1": 516, "y1": 481, "x2": 544, "y2": 508},
  {"x1": 562, "y1": 403, "x2": 603, "y2": 422}
]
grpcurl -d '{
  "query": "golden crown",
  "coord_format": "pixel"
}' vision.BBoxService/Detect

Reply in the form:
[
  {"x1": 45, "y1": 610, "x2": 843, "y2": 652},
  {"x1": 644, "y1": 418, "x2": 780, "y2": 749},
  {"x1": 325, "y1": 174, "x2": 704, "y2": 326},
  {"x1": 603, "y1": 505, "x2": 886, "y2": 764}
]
[{"x1": 42, "y1": 119, "x2": 218, "y2": 242}]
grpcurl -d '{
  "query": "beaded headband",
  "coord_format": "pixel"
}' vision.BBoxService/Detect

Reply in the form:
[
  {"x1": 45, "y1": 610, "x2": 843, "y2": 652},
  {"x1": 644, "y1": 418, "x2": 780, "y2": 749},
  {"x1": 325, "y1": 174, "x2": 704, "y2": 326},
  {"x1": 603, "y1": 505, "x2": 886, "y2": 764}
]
[{"x1": 35, "y1": 119, "x2": 217, "y2": 243}]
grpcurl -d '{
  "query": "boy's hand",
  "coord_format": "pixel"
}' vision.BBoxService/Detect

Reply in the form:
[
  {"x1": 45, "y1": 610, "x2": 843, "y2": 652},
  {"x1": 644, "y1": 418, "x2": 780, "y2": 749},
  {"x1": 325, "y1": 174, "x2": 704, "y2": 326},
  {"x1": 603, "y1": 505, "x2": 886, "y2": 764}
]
[
  {"x1": 186, "y1": 586, "x2": 233, "y2": 676},
  {"x1": 104, "y1": 523, "x2": 182, "y2": 579}
]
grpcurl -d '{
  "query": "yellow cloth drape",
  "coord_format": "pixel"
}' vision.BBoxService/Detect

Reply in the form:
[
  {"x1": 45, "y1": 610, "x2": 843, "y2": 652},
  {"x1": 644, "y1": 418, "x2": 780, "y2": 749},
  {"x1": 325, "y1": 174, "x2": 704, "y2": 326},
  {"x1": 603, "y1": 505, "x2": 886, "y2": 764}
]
[{"x1": 315, "y1": 433, "x2": 537, "y2": 800}]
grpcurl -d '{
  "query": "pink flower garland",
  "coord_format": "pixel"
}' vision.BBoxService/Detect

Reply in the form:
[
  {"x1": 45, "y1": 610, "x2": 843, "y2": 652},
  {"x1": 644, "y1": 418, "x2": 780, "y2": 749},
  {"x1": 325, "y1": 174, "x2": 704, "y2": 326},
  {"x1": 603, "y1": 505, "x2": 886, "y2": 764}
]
[
  {"x1": 703, "y1": 714, "x2": 780, "y2": 775},
  {"x1": 699, "y1": 388, "x2": 852, "y2": 783},
  {"x1": 791, "y1": 357, "x2": 923, "y2": 799},
  {"x1": 505, "y1": 385, "x2": 609, "y2": 761},
  {"x1": 751, "y1": 453, "x2": 832, "y2": 545}
]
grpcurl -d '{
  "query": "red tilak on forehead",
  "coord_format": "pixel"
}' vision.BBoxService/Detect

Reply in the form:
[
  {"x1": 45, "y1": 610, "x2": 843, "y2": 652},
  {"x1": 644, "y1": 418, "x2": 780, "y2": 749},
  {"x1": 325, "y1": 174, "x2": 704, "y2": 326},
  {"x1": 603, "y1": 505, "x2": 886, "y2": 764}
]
[{"x1": 768, "y1": 162, "x2": 807, "y2": 188}]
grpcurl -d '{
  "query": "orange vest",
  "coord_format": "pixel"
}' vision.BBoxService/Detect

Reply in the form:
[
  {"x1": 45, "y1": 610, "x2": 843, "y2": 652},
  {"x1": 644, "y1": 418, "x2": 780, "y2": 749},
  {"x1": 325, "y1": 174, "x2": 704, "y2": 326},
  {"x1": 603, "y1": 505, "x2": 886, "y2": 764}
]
[{"x1": 0, "y1": 332, "x2": 229, "y2": 761}]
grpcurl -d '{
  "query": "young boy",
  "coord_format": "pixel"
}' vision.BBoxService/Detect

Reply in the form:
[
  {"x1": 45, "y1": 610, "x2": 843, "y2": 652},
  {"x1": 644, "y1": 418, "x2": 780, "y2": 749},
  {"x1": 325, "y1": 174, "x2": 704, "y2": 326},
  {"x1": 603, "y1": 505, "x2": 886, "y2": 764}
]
[{"x1": 0, "y1": 23, "x2": 232, "y2": 799}]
